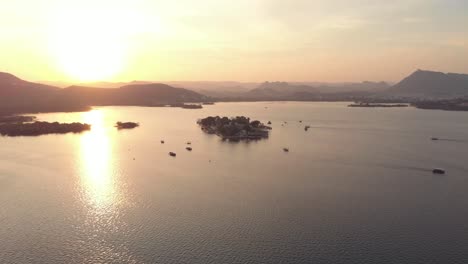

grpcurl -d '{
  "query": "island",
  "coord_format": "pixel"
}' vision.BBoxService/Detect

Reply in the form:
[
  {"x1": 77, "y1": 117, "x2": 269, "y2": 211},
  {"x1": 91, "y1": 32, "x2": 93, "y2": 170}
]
[
  {"x1": 0, "y1": 121, "x2": 91, "y2": 136},
  {"x1": 197, "y1": 116, "x2": 272, "y2": 141},
  {"x1": 348, "y1": 102, "x2": 409, "y2": 108},
  {"x1": 115, "y1": 122, "x2": 139, "y2": 129},
  {"x1": 412, "y1": 99, "x2": 468, "y2": 111}
]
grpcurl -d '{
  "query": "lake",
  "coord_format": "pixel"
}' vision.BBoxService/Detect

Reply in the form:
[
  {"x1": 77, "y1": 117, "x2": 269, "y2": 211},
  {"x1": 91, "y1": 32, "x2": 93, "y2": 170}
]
[{"x1": 1, "y1": 102, "x2": 468, "y2": 263}]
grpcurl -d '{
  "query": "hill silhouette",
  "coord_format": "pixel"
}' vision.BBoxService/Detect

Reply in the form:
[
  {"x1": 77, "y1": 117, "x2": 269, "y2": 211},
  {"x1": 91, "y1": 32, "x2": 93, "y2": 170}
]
[
  {"x1": 244, "y1": 81, "x2": 389, "y2": 100},
  {"x1": 246, "y1": 82, "x2": 318, "y2": 99},
  {"x1": 0, "y1": 72, "x2": 82, "y2": 115},
  {"x1": 0, "y1": 72, "x2": 58, "y2": 95},
  {"x1": 61, "y1": 83, "x2": 206, "y2": 106},
  {"x1": 3, "y1": 69, "x2": 468, "y2": 115},
  {"x1": 384, "y1": 70, "x2": 468, "y2": 98},
  {"x1": 0, "y1": 73, "x2": 208, "y2": 115}
]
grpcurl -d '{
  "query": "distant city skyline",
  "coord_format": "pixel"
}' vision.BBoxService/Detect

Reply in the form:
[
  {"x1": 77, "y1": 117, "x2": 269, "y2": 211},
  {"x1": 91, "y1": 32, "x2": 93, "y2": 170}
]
[{"x1": 1, "y1": 0, "x2": 467, "y2": 82}]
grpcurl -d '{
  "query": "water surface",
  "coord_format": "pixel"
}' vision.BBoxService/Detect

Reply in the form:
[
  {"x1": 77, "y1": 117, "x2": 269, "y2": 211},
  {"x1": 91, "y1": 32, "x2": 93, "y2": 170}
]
[{"x1": 1, "y1": 102, "x2": 468, "y2": 263}]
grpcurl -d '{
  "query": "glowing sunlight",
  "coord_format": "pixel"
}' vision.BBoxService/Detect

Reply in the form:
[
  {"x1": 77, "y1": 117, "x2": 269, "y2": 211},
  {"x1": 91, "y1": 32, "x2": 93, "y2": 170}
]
[
  {"x1": 47, "y1": 3, "x2": 140, "y2": 81},
  {"x1": 79, "y1": 110, "x2": 117, "y2": 212}
]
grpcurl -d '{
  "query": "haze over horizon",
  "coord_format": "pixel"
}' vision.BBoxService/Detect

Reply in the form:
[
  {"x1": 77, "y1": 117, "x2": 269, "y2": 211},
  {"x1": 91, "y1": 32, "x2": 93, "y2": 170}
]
[{"x1": 2, "y1": 0, "x2": 467, "y2": 83}]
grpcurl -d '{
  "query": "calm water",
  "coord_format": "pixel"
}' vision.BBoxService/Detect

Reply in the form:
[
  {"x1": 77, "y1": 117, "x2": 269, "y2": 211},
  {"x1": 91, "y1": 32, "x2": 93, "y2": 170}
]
[{"x1": 1, "y1": 102, "x2": 468, "y2": 264}]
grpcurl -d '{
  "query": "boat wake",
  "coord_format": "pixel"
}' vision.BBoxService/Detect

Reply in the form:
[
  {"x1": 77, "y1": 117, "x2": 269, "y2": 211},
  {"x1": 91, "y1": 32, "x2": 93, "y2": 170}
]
[
  {"x1": 434, "y1": 138, "x2": 468, "y2": 143},
  {"x1": 373, "y1": 163, "x2": 433, "y2": 173}
]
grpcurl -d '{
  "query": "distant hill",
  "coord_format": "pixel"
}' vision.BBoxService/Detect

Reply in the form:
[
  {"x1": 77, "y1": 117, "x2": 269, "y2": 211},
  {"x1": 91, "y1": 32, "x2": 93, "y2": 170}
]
[
  {"x1": 41, "y1": 80, "x2": 153, "y2": 88},
  {"x1": 7, "y1": 69, "x2": 468, "y2": 114},
  {"x1": 60, "y1": 83, "x2": 207, "y2": 106},
  {"x1": 166, "y1": 81, "x2": 257, "y2": 98},
  {"x1": 384, "y1": 70, "x2": 468, "y2": 99},
  {"x1": 0, "y1": 72, "x2": 59, "y2": 95},
  {"x1": 0, "y1": 72, "x2": 82, "y2": 115},
  {"x1": 0, "y1": 72, "x2": 208, "y2": 115},
  {"x1": 246, "y1": 82, "x2": 318, "y2": 99},
  {"x1": 77, "y1": 81, "x2": 153, "y2": 89},
  {"x1": 43, "y1": 80, "x2": 259, "y2": 98},
  {"x1": 244, "y1": 81, "x2": 389, "y2": 100},
  {"x1": 42, "y1": 79, "x2": 390, "y2": 99},
  {"x1": 315, "y1": 81, "x2": 390, "y2": 93}
]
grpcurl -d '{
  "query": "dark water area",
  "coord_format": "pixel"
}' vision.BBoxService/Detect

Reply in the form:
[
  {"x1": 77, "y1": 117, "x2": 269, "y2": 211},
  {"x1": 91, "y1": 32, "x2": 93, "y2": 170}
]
[{"x1": 1, "y1": 102, "x2": 468, "y2": 263}]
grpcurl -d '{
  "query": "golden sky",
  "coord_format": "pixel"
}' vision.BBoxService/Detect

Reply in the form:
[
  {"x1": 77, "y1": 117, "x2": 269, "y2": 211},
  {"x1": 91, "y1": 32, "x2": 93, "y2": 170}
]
[{"x1": 1, "y1": 0, "x2": 467, "y2": 82}]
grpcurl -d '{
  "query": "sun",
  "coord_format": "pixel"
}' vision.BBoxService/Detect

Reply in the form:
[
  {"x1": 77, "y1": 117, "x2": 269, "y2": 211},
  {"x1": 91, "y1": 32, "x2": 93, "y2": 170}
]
[{"x1": 48, "y1": 6, "x2": 132, "y2": 82}]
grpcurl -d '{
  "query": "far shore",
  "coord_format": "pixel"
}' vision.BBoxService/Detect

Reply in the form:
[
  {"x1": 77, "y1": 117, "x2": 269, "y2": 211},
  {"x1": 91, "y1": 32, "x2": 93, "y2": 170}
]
[{"x1": 2, "y1": 99, "x2": 468, "y2": 119}]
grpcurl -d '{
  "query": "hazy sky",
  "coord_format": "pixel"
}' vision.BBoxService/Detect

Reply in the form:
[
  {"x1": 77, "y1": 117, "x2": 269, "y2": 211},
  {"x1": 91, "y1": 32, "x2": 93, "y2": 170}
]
[{"x1": 1, "y1": 0, "x2": 467, "y2": 82}]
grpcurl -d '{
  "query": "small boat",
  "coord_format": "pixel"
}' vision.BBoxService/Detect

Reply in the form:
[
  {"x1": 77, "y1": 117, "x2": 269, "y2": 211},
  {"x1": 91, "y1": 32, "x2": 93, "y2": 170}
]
[
  {"x1": 161, "y1": 140, "x2": 165, "y2": 144},
  {"x1": 169, "y1": 152, "x2": 176, "y2": 157},
  {"x1": 186, "y1": 141, "x2": 192, "y2": 145},
  {"x1": 431, "y1": 137, "x2": 439, "y2": 141},
  {"x1": 283, "y1": 148, "x2": 289, "y2": 152},
  {"x1": 299, "y1": 121, "x2": 302, "y2": 123},
  {"x1": 432, "y1": 168, "x2": 445, "y2": 175},
  {"x1": 267, "y1": 121, "x2": 272, "y2": 125},
  {"x1": 305, "y1": 126, "x2": 311, "y2": 131},
  {"x1": 186, "y1": 147, "x2": 192, "y2": 151}
]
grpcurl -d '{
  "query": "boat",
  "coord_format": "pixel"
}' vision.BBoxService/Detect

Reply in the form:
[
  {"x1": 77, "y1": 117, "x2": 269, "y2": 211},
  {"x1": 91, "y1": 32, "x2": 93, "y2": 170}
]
[
  {"x1": 431, "y1": 137, "x2": 439, "y2": 141},
  {"x1": 305, "y1": 126, "x2": 311, "y2": 131},
  {"x1": 283, "y1": 148, "x2": 289, "y2": 152},
  {"x1": 186, "y1": 141, "x2": 192, "y2": 145},
  {"x1": 169, "y1": 152, "x2": 176, "y2": 157},
  {"x1": 161, "y1": 140, "x2": 165, "y2": 144},
  {"x1": 432, "y1": 168, "x2": 445, "y2": 175},
  {"x1": 186, "y1": 147, "x2": 192, "y2": 151}
]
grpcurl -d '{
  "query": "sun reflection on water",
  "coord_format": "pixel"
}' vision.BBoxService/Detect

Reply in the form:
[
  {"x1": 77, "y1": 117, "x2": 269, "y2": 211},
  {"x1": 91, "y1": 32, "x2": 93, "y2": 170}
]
[
  {"x1": 77, "y1": 110, "x2": 135, "y2": 262},
  {"x1": 79, "y1": 110, "x2": 117, "y2": 213}
]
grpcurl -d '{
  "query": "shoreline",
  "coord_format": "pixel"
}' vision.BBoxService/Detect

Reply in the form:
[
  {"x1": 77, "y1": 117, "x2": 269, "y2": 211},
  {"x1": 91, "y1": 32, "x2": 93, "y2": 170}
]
[{"x1": 2, "y1": 100, "x2": 468, "y2": 120}]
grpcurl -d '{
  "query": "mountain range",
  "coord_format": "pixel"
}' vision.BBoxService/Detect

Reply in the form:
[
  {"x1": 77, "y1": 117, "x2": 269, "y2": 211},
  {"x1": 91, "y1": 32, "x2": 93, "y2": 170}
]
[
  {"x1": 2, "y1": 69, "x2": 468, "y2": 115},
  {"x1": 382, "y1": 70, "x2": 468, "y2": 99},
  {"x1": 244, "y1": 81, "x2": 390, "y2": 100},
  {"x1": 0, "y1": 73, "x2": 208, "y2": 115}
]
